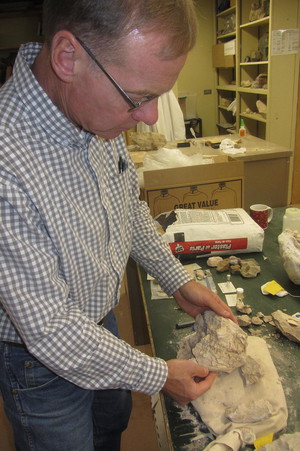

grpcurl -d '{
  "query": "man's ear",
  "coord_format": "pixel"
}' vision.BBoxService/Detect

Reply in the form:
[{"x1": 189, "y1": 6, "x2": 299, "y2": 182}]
[{"x1": 50, "y1": 31, "x2": 80, "y2": 82}]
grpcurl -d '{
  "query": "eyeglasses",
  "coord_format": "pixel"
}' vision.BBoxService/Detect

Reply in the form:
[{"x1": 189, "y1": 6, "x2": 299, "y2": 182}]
[{"x1": 75, "y1": 36, "x2": 158, "y2": 112}]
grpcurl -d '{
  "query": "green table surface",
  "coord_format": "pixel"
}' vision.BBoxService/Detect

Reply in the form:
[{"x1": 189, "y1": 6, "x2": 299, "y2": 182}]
[{"x1": 139, "y1": 207, "x2": 300, "y2": 450}]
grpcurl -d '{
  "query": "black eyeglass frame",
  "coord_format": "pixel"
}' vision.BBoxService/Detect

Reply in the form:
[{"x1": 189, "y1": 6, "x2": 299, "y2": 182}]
[{"x1": 75, "y1": 36, "x2": 158, "y2": 112}]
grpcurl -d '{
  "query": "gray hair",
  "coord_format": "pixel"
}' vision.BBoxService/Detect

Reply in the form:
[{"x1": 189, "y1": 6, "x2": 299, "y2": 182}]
[{"x1": 42, "y1": 0, "x2": 197, "y2": 62}]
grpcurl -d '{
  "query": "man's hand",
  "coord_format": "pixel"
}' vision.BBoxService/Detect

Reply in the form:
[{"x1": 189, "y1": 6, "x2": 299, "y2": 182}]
[
  {"x1": 173, "y1": 280, "x2": 237, "y2": 323},
  {"x1": 162, "y1": 359, "x2": 216, "y2": 405}
]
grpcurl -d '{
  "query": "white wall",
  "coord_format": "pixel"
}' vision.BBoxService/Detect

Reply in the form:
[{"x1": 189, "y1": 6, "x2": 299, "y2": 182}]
[{"x1": 177, "y1": 0, "x2": 217, "y2": 137}]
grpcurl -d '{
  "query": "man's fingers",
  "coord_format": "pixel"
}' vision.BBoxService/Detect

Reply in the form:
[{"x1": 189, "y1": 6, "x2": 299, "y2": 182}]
[
  {"x1": 210, "y1": 294, "x2": 237, "y2": 324},
  {"x1": 192, "y1": 372, "x2": 217, "y2": 397}
]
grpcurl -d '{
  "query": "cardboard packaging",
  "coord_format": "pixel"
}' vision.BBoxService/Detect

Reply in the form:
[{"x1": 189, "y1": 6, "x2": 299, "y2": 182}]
[
  {"x1": 212, "y1": 43, "x2": 235, "y2": 68},
  {"x1": 141, "y1": 156, "x2": 244, "y2": 218}
]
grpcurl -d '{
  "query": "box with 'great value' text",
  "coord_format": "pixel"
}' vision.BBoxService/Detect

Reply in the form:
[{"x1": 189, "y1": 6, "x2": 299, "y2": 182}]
[{"x1": 141, "y1": 155, "x2": 244, "y2": 218}]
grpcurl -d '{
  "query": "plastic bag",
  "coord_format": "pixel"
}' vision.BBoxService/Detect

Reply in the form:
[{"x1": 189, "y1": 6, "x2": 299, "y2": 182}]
[
  {"x1": 137, "y1": 147, "x2": 213, "y2": 188},
  {"x1": 278, "y1": 229, "x2": 300, "y2": 285}
]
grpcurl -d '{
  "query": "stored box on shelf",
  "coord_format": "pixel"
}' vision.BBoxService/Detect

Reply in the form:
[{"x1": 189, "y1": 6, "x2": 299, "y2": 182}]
[
  {"x1": 141, "y1": 156, "x2": 244, "y2": 218},
  {"x1": 212, "y1": 43, "x2": 235, "y2": 68}
]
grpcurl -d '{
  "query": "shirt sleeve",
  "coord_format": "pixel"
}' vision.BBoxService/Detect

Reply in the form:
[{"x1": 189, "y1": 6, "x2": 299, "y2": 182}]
[
  {"x1": 127, "y1": 156, "x2": 192, "y2": 296},
  {"x1": 0, "y1": 176, "x2": 168, "y2": 394}
]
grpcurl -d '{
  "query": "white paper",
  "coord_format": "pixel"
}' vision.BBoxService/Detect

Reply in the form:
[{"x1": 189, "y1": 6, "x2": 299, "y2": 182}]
[
  {"x1": 225, "y1": 293, "x2": 238, "y2": 307},
  {"x1": 171, "y1": 209, "x2": 244, "y2": 226},
  {"x1": 224, "y1": 39, "x2": 236, "y2": 56},
  {"x1": 271, "y1": 29, "x2": 300, "y2": 55},
  {"x1": 218, "y1": 281, "x2": 236, "y2": 294}
]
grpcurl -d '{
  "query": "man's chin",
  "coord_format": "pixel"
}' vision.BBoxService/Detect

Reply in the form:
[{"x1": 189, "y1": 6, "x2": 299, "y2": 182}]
[{"x1": 96, "y1": 130, "x2": 124, "y2": 140}]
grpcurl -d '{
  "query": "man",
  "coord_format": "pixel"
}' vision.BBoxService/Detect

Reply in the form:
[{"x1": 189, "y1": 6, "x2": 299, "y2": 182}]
[{"x1": 0, "y1": 1, "x2": 236, "y2": 450}]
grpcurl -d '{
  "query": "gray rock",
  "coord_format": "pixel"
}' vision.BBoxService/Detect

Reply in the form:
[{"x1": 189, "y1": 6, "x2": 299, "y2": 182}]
[
  {"x1": 237, "y1": 315, "x2": 252, "y2": 327},
  {"x1": 236, "y1": 299, "x2": 252, "y2": 315},
  {"x1": 240, "y1": 355, "x2": 264, "y2": 385},
  {"x1": 271, "y1": 310, "x2": 300, "y2": 343},
  {"x1": 251, "y1": 316, "x2": 264, "y2": 326},
  {"x1": 263, "y1": 315, "x2": 273, "y2": 323},
  {"x1": 225, "y1": 399, "x2": 272, "y2": 423},
  {"x1": 240, "y1": 259, "x2": 261, "y2": 278}
]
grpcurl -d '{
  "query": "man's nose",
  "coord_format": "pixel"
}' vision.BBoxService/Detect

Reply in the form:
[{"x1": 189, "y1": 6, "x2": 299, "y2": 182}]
[{"x1": 131, "y1": 99, "x2": 159, "y2": 125}]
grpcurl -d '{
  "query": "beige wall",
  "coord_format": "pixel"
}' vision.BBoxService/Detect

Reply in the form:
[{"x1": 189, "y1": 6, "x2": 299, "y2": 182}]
[{"x1": 177, "y1": 0, "x2": 217, "y2": 137}]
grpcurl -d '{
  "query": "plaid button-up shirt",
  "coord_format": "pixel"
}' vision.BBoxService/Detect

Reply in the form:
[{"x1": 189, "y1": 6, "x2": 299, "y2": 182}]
[{"x1": 0, "y1": 43, "x2": 191, "y2": 394}]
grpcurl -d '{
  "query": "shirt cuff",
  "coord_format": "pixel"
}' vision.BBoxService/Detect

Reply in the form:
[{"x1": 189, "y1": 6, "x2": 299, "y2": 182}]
[
  {"x1": 125, "y1": 349, "x2": 168, "y2": 395},
  {"x1": 157, "y1": 258, "x2": 193, "y2": 296}
]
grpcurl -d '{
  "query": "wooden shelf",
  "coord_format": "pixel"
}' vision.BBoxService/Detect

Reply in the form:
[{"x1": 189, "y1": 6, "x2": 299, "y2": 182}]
[
  {"x1": 240, "y1": 112, "x2": 267, "y2": 123},
  {"x1": 240, "y1": 16, "x2": 269, "y2": 29},
  {"x1": 240, "y1": 61, "x2": 268, "y2": 66},
  {"x1": 238, "y1": 87, "x2": 268, "y2": 95},
  {"x1": 217, "y1": 122, "x2": 236, "y2": 131},
  {"x1": 217, "y1": 6, "x2": 236, "y2": 18},
  {"x1": 217, "y1": 31, "x2": 236, "y2": 40},
  {"x1": 217, "y1": 85, "x2": 237, "y2": 92}
]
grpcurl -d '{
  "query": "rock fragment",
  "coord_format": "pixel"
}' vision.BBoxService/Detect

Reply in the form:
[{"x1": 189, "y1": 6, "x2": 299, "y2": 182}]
[
  {"x1": 240, "y1": 356, "x2": 264, "y2": 384},
  {"x1": 237, "y1": 315, "x2": 252, "y2": 327},
  {"x1": 230, "y1": 264, "x2": 241, "y2": 274},
  {"x1": 248, "y1": 328, "x2": 262, "y2": 336},
  {"x1": 216, "y1": 259, "x2": 230, "y2": 272},
  {"x1": 225, "y1": 400, "x2": 272, "y2": 423},
  {"x1": 263, "y1": 315, "x2": 273, "y2": 323},
  {"x1": 192, "y1": 312, "x2": 247, "y2": 373},
  {"x1": 207, "y1": 256, "x2": 223, "y2": 267},
  {"x1": 271, "y1": 310, "x2": 300, "y2": 343},
  {"x1": 236, "y1": 299, "x2": 252, "y2": 315},
  {"x1": 177, "y1": 311, "x2": 264, "y2": 385},
  {"x1": 240, "y1": 259, "x2": 261, "y2": 278},
  {"x1": 251, "y1": 316, "x2": 264, "y2": 326}
]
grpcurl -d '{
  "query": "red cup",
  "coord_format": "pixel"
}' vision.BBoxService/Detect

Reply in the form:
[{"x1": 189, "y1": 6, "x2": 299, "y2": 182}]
[{"x1": 250, "y1": 204, "x2": 273, "y2": 229}]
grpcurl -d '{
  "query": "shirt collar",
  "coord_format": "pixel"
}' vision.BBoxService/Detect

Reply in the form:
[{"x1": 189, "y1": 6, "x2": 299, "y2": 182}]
[{"x1": 14, "y1": 42, "x2": 92, "y2": 148}]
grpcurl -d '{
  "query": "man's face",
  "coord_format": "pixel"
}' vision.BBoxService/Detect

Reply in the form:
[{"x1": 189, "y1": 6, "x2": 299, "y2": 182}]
[{"x1": 66, "y1": 31, "x2": 187, "y2": 139}]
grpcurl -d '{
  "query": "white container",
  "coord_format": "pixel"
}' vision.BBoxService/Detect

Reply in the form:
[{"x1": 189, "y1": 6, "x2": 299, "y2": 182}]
[
  {"x1": 236, "y1": 287, "x2": 244, "y2": 302},
  {"x1": 282, "y1": 208, "x2": 300, "y2": 232}
]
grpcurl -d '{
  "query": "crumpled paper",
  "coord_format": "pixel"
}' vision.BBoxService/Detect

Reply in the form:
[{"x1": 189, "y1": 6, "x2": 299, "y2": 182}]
[
  {"x1": 278, "y1": 229, "x2": 300, "y2": 284},
  {"x1": 136, "y1": 147, "x2": 213, "y2": 188},
  {"x1": 187, "y1": 336, "x2": 287, "y2": 450},
  {"x1": 203, "y1": 428, "x2": 255, "y2": 451},
  {"x1": 220, "y1": 138, "x2": 246, "y2": 155}
]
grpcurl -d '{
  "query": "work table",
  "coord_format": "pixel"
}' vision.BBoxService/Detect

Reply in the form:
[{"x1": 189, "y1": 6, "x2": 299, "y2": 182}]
[{"x1": 134, "y1": 207, "x2": 300, "y2": 450}]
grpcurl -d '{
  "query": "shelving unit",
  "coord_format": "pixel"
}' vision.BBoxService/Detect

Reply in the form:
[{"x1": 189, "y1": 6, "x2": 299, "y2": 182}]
[
  {"x1": 214, "y1": 0, "x2": 300, "y2": 147},
  {"x1": 214, "y1": 3, "x2": 237, "y2": 134}
]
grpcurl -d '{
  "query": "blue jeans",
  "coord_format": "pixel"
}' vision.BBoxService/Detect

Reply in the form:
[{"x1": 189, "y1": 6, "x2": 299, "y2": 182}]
[{"x1": 0, "y1": 311, "x2": 132, "y2": 450}]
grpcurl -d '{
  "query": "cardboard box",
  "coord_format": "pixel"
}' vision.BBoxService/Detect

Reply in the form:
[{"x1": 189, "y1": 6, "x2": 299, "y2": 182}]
[
  {"x1": 212, "y1": 43, "x2": 235, "y2": 68},
  {"x1": 142, "y1": 156, "x2": 244, "y2": 218}
]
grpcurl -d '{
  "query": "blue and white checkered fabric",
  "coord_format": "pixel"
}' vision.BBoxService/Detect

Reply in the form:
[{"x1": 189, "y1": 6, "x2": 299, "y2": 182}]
[{"x1": 0, "y1": 43, "x2": 191, "y2": 393}]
